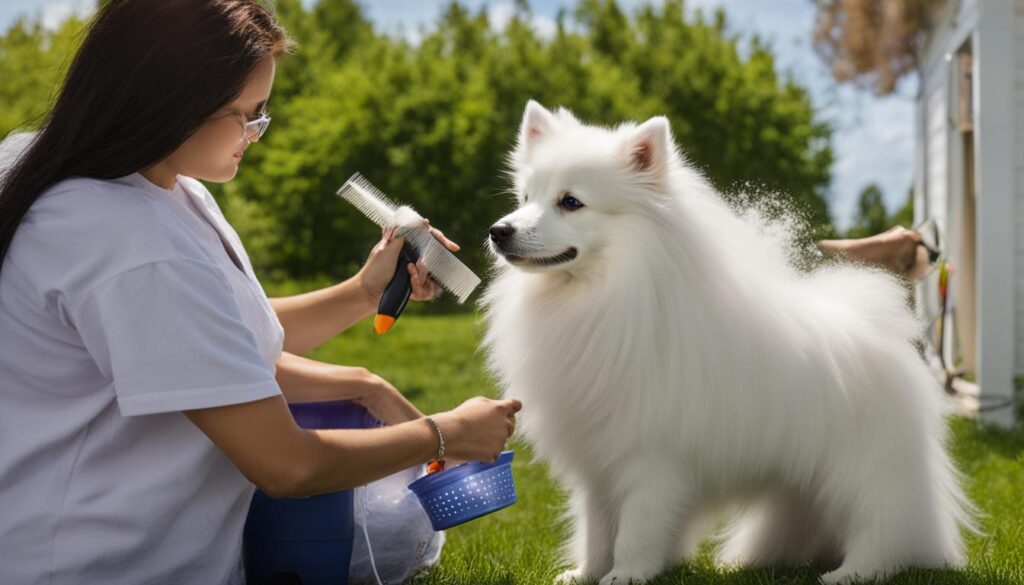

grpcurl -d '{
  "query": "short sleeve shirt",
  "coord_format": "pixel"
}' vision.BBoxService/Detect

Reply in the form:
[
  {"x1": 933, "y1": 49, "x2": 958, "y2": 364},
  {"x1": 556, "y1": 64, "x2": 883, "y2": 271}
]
[{"x1": 0, "y1": 171, "x2": 286, "y2": 584}]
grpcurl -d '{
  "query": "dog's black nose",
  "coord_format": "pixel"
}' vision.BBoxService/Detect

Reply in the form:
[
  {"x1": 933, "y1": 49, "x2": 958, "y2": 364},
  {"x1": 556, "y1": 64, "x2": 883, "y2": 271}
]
[{"x1": 489, "y1": 222, "x2": 515, "y2": 246}]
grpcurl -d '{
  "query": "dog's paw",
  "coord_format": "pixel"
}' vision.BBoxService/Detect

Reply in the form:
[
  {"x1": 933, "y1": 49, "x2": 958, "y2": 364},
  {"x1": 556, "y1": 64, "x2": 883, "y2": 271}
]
[
  {"x1": 820, "y1": 566, "x2": 884, "y2": 585},
  {"x1": 597, "y1": 568, "x2": 655, "y2": 585},
  {"x1": 554, "y1": 567, "x2": 593, "y2": 585}
]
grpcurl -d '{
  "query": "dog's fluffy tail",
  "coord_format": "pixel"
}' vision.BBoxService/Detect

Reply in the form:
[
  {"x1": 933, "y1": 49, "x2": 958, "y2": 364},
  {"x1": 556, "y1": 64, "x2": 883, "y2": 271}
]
[
  {"x1": 930, "y1": 418, "x2": 983, "y2": 566},
  {"x1": 808, "y1": 264, "x2": 923, "y2": 343},
  {"x1": 811, "y1": 263, "x2": 981, "y2": 567}
]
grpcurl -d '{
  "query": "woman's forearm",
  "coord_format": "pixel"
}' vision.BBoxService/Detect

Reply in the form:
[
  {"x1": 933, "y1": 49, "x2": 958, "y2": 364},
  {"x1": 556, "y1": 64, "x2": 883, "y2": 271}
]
[
  {"x1": 274, "y1": 351, "x2": 424, "y2": 425},
  {"x1": 185, "y1": 394, "x2": 441, "y2": 497},
  {"x1": 269, "y1": 275, "x2": 376, "y2": 355},
  {"x1": 274, "y1": 350, "x2": 372, "y2": 404},
  {"x1": 295, "y1": 418, "x2": 440, "y2": 495}
]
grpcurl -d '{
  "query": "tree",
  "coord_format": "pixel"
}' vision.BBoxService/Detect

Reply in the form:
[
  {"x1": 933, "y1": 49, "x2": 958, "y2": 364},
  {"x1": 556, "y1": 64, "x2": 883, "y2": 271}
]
[
  {"x1": 845, "y1": 182, "x2": 913, "y2": 238},
  {"x1": 811, "y1": 0, "x2": 944, "y2": 95},
  {"x1": 214, "y1": 0, "x2": 835, "y2": 296},
  {"x1": 2, "y1": 1, "x2": 837, "y2": 307},
  {"x1": 889, "y1": 186, "x2": 914, "y2": 229},
  {"x1": 0, "y1": 15, "x2": 89, "y2": 138}
]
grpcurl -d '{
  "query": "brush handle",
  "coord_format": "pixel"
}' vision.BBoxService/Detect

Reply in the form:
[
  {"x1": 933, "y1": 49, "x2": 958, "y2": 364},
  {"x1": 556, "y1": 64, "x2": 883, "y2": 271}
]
[{"x1": 374, "y1": 241, "x2": 421, "y2": 334}]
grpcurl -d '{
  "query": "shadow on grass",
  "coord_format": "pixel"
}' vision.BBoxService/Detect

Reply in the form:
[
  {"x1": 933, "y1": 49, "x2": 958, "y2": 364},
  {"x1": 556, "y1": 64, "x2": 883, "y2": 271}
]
[{"x1": 958, "y1": 418, "x2": 1024, "y2": 461}]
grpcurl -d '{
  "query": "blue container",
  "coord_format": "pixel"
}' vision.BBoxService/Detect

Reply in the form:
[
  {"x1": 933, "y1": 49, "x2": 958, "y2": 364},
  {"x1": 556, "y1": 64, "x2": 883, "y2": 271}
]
[
  {"x1": 243, "y1": 401, "x2": 380, "y2": 585},
  {"x1": 407, "y1": 450, "x2": 517, "y2": 530}
]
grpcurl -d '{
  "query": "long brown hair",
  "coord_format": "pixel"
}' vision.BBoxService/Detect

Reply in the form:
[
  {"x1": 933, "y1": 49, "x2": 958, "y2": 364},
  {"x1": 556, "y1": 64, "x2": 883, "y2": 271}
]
[{"x1": 0, "y1": 0, "x2": 295, "y2": 277}]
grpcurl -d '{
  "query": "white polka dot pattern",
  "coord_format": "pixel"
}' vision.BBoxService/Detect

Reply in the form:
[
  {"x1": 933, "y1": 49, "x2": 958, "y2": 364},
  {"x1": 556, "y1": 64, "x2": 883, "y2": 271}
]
[{"x1": 411, "y1": 454, "x2": 518, "y2": 530}]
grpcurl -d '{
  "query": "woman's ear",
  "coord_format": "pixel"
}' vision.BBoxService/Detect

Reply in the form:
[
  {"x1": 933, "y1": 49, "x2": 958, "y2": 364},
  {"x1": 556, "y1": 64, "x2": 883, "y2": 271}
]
[{"x1": 624, "y1": 116, "x2": 674, "y2": 175}]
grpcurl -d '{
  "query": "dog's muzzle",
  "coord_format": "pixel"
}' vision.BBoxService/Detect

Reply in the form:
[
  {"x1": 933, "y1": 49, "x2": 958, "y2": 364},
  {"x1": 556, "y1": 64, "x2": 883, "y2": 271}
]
[{"x1": 489, "y1": 222, "x2": 516, "y2": 251}]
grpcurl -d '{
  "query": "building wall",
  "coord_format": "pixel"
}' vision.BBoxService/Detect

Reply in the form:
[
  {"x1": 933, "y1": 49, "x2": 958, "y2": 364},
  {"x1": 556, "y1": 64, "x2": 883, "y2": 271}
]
[
  {"x1": 1015, "y1": 0, "x2": 1024, "y2": 373},
  {"x1": 917, "y1": 0, "x2": 1019, "y2": 426}
]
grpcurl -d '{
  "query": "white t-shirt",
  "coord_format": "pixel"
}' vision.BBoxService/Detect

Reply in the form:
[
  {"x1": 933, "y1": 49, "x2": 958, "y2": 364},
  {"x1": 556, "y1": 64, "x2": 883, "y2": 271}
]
[{"x1": 0, "y1": 171, "x2": 286, "y2": 584}]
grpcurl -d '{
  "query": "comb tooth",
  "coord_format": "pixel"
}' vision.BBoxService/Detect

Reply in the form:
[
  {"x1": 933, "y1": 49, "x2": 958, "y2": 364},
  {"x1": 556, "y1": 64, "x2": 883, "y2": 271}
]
[
  {"x1": 349, "y1": 172, "x2": 401, "y2": 209},
  {"x1": 337, "y1": 172, "x2": 399, "y2": 227},
  {"x1": 405, "y1": 229, "x2": 481, "y2": 303}
]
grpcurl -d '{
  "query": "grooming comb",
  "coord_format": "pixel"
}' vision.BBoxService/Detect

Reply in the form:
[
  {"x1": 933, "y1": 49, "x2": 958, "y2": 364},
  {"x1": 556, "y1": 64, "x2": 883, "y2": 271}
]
[{"x1": 336, "y1": 172, "x2": 481, "y2": 333}]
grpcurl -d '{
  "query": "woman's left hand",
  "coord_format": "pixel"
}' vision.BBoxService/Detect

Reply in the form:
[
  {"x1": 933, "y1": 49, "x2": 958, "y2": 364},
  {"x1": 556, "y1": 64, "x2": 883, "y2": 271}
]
[
  {"x1": 357, "y1": 218, "x2": 461, "y2": 304},
  {"x1": 353, "y1": 369, "x2": 424, "y2": 425}
]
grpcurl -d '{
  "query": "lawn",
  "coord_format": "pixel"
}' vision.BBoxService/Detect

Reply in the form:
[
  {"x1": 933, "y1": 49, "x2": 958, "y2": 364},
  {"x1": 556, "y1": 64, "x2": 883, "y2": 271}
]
[{"x1": 306, "y1": 312, "x2": 1024, "y2": 585}]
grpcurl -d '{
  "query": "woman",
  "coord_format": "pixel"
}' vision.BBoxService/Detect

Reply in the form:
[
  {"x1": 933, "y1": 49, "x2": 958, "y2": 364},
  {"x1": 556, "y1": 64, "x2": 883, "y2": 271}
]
[{"x1": 0, "y1": 1, "x2": 519, "y2": 583}]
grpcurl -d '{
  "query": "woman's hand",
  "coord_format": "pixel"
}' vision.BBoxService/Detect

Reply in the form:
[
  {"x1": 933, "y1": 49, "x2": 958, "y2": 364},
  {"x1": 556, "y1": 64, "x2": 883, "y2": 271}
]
[
  {"x1": 430, "y1": 396, "x2": 522, "y2": 464},
  {"x1": 356, "y1": 220, "x2": 461, "y2": 305},
  {"x1": 353, "y1": 369, "x2": 424, "y2": 426}
]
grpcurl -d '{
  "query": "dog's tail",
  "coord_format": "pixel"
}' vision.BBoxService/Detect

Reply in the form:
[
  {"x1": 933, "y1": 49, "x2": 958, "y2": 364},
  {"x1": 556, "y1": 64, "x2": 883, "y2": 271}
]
[
  {"x1": 926, "y1": 419, "x2": 983, "y2": 568},
  {"x1": 812, "y1": 263, "x2": 982, "y2": 565},
  {"x1": 809, "y1": 264, "x2": 922, "y2": 344}
]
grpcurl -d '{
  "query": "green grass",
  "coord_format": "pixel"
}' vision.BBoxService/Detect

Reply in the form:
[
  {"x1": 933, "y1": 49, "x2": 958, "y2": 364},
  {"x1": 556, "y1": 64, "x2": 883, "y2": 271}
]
[{"x1": 308, "y1": 313, "x2": 1024, "y2": 585}]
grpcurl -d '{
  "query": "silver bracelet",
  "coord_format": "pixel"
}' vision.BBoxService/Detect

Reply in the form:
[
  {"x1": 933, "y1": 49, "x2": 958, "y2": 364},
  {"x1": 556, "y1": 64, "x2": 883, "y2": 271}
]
[{"x1": 425, "y1": 416, "x2": 445, "y2": 461}]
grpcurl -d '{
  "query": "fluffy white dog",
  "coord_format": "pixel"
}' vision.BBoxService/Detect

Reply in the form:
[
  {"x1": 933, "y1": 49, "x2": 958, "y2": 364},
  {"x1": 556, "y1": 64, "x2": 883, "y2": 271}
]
[{"x1": 478, "y1": 101, "x2": 976, "y2": 584}]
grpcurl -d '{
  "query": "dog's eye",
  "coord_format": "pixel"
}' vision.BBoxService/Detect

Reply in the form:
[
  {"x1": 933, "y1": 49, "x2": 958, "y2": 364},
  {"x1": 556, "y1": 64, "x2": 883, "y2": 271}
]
[{"x1": 559, "y1": 194, "x2": 584, "y2": 211}]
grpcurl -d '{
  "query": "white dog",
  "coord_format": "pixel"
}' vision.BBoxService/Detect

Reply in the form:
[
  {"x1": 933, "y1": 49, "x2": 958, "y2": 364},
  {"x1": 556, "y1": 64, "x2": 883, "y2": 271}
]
[{"x1": 478, "y1": 101, "x2": 977, "y2": 584}]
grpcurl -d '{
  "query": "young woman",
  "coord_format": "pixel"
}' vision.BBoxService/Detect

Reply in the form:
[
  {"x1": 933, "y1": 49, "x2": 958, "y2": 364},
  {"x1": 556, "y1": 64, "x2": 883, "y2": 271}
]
[{"x1": 0, "y1": 1, "x2": 519, "y2": 583}]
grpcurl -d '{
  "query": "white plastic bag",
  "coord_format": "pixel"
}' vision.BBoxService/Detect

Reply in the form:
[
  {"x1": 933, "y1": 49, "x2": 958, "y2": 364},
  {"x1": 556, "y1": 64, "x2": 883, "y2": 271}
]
[{"x1": 349, "y1": 464, "x2": 445, "y2": 585}]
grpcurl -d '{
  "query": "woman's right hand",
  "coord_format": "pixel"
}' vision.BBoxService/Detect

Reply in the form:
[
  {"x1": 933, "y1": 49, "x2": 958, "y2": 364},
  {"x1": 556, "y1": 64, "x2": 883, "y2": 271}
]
[{"x1": 431, "y1": 396, "x2": 522, "y2": 464}]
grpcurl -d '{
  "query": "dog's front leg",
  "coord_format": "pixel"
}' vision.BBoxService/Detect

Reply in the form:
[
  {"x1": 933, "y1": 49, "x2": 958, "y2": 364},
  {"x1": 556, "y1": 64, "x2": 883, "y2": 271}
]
[
  {"x1": 555, "y1": 483, "x2": 616, "y2": 584},
  {"x1": 598, "y1": 466, "x2": 693, "y2": 585}
]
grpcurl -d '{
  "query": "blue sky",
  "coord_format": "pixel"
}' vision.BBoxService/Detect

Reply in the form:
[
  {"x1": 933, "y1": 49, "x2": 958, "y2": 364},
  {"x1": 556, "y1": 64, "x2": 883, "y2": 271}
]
[{"x1": 0, "y1": 0, "x2": 916, "y2": 231}]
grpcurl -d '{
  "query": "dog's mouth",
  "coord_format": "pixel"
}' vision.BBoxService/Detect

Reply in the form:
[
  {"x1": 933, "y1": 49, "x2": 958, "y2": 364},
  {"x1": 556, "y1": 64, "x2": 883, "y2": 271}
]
[{"x1": 502, "y1": 247, "x2": 579, "y2": 267}]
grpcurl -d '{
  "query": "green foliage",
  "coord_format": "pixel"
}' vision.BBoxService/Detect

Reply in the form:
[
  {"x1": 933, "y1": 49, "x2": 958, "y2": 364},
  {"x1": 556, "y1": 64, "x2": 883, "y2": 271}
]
[
  {"x1": 845, "y1": 183, "x2": 889, "y2": 238},
  {"x1": 2, "y1": 1, "x2": 835, "y2": 303},
  {"x1": 0, "y1": 15, "x2": 89, "y2": 136},
  {"x1": 845, "y1": 182, "x2": 914, "y2": 238},
  {"x1": 219, "y1": 0, "x2": 835, "y2": 297},
  {"x1": 890, "y1": 186, "x2": 915, "y2": 229}
]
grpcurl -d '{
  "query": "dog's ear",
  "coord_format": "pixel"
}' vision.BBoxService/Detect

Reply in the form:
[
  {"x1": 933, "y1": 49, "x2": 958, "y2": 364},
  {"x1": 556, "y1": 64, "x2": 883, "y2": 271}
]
[
  {"x1": 625, "y1": 116, "x2": 674, "y2": 175},
  {"x1": 517, "y1": 100, "x2": 558, "y2": 155}
]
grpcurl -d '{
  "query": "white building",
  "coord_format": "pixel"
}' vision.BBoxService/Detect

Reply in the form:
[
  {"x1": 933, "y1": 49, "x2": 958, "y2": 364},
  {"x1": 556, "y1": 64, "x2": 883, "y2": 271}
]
[{"x1": 914, "y1": 0, "x2": 1018, "y2": 426}]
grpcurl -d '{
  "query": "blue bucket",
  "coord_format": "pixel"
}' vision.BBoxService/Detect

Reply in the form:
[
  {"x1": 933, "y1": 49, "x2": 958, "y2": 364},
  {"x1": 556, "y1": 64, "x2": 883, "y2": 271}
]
[
  {"x1": 407, "y1": 450, "x2": 517, "y2": 530},
  {"x1": 243, "y1": 401, "x2": 380, "y2": 585}
]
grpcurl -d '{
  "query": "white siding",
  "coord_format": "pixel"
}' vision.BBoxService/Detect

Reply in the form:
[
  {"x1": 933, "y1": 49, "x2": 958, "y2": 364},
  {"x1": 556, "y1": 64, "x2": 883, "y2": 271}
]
[
  {"x1": 917, "y1": 0, "x2": 1018, "y2": 426},
  {"x1": 1016, "y1": 0, "x2": 1024, "y2": 371},
  {"x1": 925, "y1": 83, "x2": 948, "y2": 236},
  {"x1": 916, "y1": 70, "x2": 949, "y2": 328}
]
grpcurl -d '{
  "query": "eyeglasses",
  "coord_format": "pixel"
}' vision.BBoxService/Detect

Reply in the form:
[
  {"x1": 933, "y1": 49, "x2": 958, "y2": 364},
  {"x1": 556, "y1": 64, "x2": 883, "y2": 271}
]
[
  {"x1": 211, "y1": 107, "x2": 272, "y2": 144},
  {"x1": 239, "y1": 110, "x2": 271, "y2": 143}
]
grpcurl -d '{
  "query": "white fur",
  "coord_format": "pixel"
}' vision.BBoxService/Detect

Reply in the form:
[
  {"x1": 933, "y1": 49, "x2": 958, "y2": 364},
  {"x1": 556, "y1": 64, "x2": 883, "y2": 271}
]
[{"x1": 478, "y1": 101, "x2": 978, "y2": 585}]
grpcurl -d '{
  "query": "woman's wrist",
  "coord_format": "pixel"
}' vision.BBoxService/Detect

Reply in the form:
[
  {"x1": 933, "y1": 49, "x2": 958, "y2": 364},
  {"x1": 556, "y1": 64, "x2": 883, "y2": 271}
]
[
  {"x1": 352, "y1": 272, "x2": 379, "y2": 314},
  {"x1": 423, "y1": 415, "x2": 446, "y2": 461}
]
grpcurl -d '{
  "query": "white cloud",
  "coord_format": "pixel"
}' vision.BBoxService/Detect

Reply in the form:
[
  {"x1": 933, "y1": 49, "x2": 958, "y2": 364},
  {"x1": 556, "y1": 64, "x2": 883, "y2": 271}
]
[
  {"x1": 40, "y1": 0, "x2": 92, "y2": 31},
  {"x1": 529, "y1": 13, "x2": 558, "y2": 40},
  {"x1": 487, "y1": 1, "x2": 558, "y2": 40},
  {"x1": 487, "y1": 1, "x2": 516, "y2": 31}
]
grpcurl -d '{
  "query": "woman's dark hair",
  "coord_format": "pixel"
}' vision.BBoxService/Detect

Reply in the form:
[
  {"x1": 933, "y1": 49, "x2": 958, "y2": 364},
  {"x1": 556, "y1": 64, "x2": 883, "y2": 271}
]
[{"x1": 0, "y1": 0, "x2": 295, "y2": 276}]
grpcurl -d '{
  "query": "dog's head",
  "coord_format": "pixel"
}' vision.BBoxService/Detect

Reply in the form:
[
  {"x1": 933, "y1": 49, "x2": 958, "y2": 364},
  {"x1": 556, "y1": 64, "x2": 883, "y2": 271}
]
[{"x1": 489, "y1": 100, "x2": 684, "y2": 274}]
